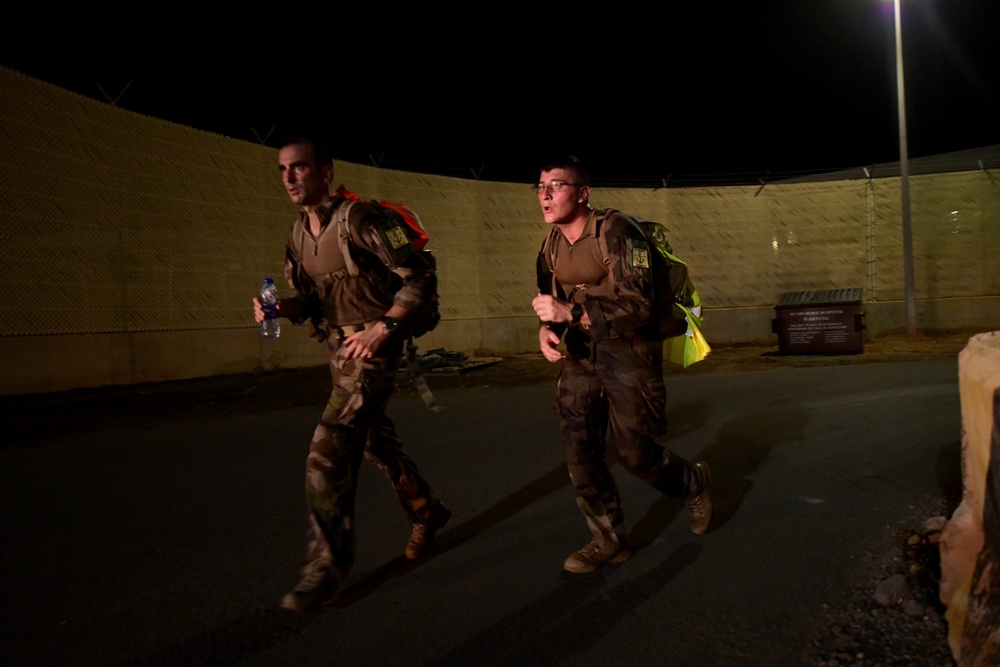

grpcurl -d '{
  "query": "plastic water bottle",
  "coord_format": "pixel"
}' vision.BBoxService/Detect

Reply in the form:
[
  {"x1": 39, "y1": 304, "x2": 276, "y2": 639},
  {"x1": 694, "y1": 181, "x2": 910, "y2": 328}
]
[{"x1": 259, "y1": 278, "x2": 280, "y2": 339}]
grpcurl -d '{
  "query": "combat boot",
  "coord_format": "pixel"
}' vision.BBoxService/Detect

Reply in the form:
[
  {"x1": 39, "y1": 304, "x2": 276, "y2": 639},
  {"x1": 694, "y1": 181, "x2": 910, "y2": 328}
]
[
  {"x1": 563, "y1": 539, "x2": 633, "y2": 574},
  {"x1": 279, "y1": 567, "x2": 340, "y2": 614},
  {"x1": 685, "y1": 461, "x2": 713, "y2": 534},
  {"x1": 405, "y1": 501, "x2": 452, "y2": 560}
]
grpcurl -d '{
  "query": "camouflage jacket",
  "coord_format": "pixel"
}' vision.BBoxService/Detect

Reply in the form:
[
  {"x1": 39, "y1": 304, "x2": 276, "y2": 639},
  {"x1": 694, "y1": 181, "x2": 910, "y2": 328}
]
[
  {"x1": 536, "y1": 207, "x2": 656, "y2": 347},
  {"x1": 283, "y1": 195, "x2": 436, "y2": 334}
]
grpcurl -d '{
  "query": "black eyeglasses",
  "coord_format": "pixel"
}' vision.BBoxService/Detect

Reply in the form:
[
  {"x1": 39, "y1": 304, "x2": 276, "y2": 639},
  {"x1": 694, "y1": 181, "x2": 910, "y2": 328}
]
[{"x1": 531, "y1": 180, "x2": 583, "y2": 194}]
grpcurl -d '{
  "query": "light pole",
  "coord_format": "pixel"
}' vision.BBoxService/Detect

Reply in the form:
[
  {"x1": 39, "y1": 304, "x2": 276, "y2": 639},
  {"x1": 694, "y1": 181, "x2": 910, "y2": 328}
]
[{"x1": 893, "y1": 0, "x2": 917, "y2": 335}]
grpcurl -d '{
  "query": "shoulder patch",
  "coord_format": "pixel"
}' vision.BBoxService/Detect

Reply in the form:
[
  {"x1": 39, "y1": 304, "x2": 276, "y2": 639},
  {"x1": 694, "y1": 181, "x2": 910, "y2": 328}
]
[
  {"x1": 632, "y1": 246, "x2": 651, "y2": 269},
  {"x1": 385, "y1": 224, "x2": 410, "y2": 250}
]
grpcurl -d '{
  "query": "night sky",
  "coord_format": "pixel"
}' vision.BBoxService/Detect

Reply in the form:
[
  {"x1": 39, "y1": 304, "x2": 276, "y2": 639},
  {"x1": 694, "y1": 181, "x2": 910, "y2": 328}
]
[{"x1": 6, "y1": 2, "x2": 999, "y2": 186}]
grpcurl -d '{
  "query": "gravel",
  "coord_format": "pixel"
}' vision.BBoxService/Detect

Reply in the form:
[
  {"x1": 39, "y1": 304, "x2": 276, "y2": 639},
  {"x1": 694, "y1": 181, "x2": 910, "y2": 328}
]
[{"x1": 805, "y1": 497, "x2": 959, "y2": 667}]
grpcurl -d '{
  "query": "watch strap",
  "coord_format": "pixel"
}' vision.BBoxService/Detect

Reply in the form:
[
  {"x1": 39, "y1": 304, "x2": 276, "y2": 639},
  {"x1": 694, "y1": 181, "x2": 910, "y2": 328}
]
[{"x1": 381, "y1": 316, "x2": 400, "y2": 332}]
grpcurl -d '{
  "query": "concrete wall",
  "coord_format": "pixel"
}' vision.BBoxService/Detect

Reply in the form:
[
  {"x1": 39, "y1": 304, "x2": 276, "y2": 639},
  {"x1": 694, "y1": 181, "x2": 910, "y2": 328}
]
[
  {"x1": 2, "y1": 66, "x2": 999, "y2": 396},
  {"x1": 940, "y1": 331, "x2": 1000, "y2": 665}
]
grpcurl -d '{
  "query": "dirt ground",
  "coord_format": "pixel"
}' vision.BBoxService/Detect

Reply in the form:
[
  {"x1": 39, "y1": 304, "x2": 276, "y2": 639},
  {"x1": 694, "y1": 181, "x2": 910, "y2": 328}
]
[
  {"x1": 403, "y1": 327, "x2": 981, "y2": 393},
  {"x1": 390, "y1": 326, "x2": 983, "y2": 403},
  {"x1": 3, "y1": 327, "x2": 987, "y2": 448}
]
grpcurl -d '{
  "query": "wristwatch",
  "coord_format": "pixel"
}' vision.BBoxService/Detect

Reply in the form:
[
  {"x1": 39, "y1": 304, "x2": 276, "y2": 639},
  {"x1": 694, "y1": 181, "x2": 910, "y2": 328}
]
[
  {"x1": 571, "y1": 303, "x2": 583, "y2": 324},
  {"x1": 381, "y1": 316, "x2": 400, "y2": 333}
]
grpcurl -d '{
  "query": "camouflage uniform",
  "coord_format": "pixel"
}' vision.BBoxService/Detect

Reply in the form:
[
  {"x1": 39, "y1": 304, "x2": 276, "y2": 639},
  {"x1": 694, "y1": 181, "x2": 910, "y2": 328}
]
[
  {"x1": 283, "y1": 196, "x2": 445, "y2": 589},
  {"x1": 538, "y1": 208, "x2": 704, "y2": 550}
]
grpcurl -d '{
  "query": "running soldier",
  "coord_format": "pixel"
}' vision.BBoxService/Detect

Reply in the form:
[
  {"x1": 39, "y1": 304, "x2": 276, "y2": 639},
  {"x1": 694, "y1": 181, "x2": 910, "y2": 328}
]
[
  {"x1": 531, "y1": 155, "x2": 713, "y2": 573},
  {"x1": 254, "y1": 137, "x2": 450, "y2": 612}
]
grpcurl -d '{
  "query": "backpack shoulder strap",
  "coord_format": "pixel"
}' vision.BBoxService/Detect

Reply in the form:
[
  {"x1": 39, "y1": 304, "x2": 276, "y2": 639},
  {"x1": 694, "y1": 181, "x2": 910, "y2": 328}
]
[
  {"x1": 289, "y1": 216, "x2": 306, "y2": 261},
  {"x1": 334, "y1": 198, "x2": 361, "y2": 277},
  {"x1": 540, "y1": 225, "x2": 562, "y2": 296},
  {"x1": 541, "y1": 225, "x2": 560, "y2": 270},
  {"x1": 594, "y1": 208, "x2": 620, "y2": 288}
]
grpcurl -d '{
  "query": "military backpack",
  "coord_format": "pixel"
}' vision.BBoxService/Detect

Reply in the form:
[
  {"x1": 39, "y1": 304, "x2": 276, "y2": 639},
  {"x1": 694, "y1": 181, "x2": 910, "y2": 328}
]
[{"x1": 540, "y1": 208, "x2": 703, "y2": 341}]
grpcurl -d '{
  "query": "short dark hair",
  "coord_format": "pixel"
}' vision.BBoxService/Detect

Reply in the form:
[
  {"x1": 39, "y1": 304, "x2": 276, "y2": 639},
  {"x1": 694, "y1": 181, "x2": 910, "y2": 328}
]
[
  {"x1": 538, "y1": 155, "x2": 589, "y2": 186},
  {"x1": 279, "y1": 136, "x2": 334, "y2": 169}
]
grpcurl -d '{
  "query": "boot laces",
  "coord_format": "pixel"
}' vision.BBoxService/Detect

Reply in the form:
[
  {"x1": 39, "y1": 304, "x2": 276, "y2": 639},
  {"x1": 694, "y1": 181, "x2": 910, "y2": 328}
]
[
  {"x1": 410, "y1": 523, "x2": 428, "y2": 544},
  {"x1": 686, "y1": 491, "x2": 708, "y2": 519}
]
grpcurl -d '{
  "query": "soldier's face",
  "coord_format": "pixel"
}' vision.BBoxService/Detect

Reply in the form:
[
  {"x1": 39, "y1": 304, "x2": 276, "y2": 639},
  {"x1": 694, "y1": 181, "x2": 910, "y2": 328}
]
[
  {"x1": 278, "y1": 143, "x2": 331, "y2": 207},
  {"x1": 537, "y1": 168, "x2": 589, "y2": 226}
]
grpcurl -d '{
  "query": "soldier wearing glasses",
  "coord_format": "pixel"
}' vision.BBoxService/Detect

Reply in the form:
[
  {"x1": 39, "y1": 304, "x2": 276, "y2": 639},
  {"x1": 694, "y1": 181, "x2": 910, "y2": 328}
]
[{"x1": 531, "y1": 155, "x2": 713, "y2": 574}]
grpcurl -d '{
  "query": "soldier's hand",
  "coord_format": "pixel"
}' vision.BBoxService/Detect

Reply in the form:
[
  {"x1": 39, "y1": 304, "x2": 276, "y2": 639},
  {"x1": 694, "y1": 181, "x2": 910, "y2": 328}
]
[
  {"x1": 343, "y1": 325, "x2": 389, "y2": 360},
  {"x1": 532, "y1": 293, "x2": 571, "y2": 323},
  {"x1": 538, "y1": 326, "x2": 565, "y2": 363}
]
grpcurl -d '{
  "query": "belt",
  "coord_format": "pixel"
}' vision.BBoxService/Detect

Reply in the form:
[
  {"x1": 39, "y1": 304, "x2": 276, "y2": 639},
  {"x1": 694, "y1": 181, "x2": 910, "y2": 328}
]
[{"x1": 330, "y1": 321, "x2": 379, "y2": 338}]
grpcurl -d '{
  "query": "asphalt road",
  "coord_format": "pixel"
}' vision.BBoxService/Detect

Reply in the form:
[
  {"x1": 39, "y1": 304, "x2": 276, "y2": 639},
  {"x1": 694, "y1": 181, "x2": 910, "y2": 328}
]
[{"x1": 1, "y1": 360, "x2": 962, "y2": 666}]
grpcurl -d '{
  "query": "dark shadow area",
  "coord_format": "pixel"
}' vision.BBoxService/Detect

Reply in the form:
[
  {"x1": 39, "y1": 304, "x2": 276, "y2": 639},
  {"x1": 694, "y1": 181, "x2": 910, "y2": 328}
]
[
  {"x1": 121, "y1": 439, "x2": 701, "y2": 665},
  {"x1": 97, "y1": 460, "x2": 567, "y2": 665},
  {"x1": 117, "y1": 465, "x2": 572, "y2": 665},
  {"x1": 937, "y1": 438, "x2": 964, "y2": 515},
  {"x1": 424, "y1": 542, "x2": 702, "y2": 666},
  {"x1": 337, "y1": 464, "x2": 571, "y2": 605},
  {"x1": 664, "y1": 399, "x2": 711, "y2": 442},
  {"x1": 693, "y1": 399, "x2": 809, "y2": 531},
  {"x1": 1, "y1": 366, "x2": 333, "y2": 448},
  {"x1": 627, "y1": 495, "x2": 678, "y2": 551},
  {"x1": 119, "y1": 607, "x2": 309, "y2": 667}
]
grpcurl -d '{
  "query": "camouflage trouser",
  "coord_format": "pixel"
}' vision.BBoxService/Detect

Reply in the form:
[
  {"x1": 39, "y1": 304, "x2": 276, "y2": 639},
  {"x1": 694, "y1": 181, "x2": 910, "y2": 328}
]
[
  {"x1": 558, "y1": 336, "x2": 701, "y2": 548},
  {"x1": 297, "y1": 335, "x2": 442, "y2": 585}
]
